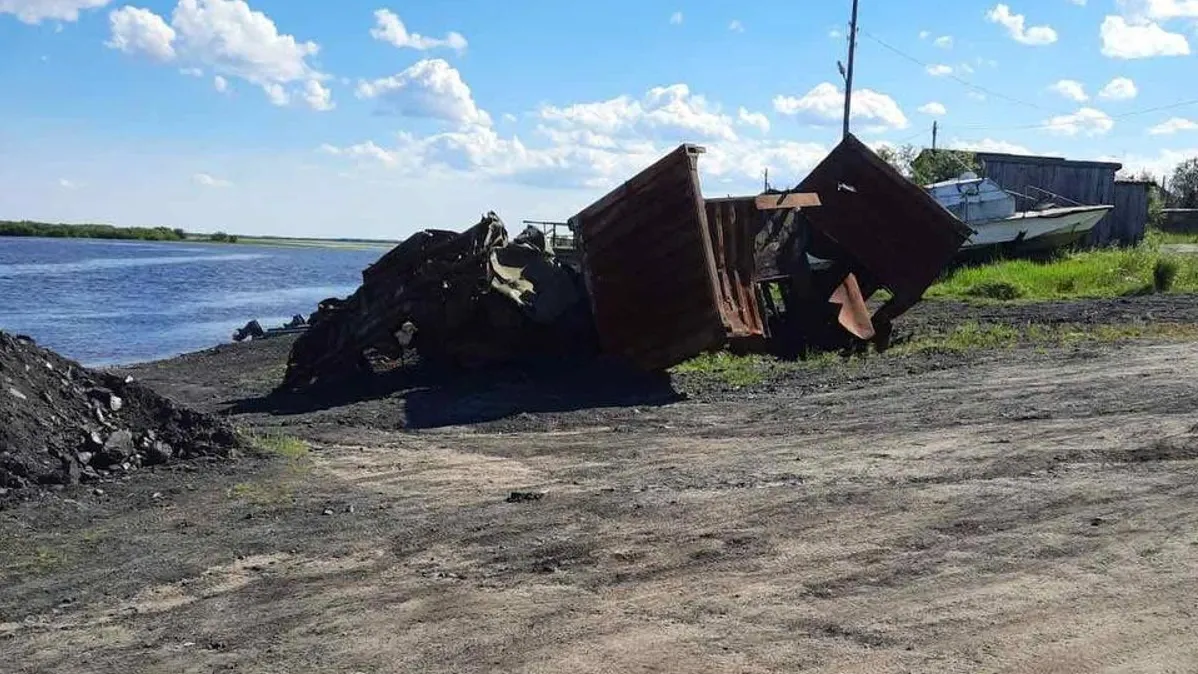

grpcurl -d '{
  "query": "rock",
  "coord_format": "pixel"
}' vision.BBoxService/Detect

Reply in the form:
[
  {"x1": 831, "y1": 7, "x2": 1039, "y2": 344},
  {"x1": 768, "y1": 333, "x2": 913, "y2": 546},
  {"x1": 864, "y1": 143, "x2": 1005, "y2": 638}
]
[
  {"x1": 322, "y1": 508, "x2": 334, "y2": 516},
  {"x1": 7, "y1": 387, "x2": 26, "y2": 401},
  {"x1": 93, "y1": 488, "x2": 105, "y2": 496},
  {"x1": 76, "y1": 451, "x2": 94, "y2": 466},
  {"x1": 104, "y1": 430, "x2": 134, "y2": 454},
  {"x1": 108, "y1": 395, "x2": 123, "y2": 412},
  {"x1": 145, "y1": 440, "x2": 174, "y2": 466},
  {"x1": 61, "y1": 456, "x2": 82, "y2": 485},
  {"x1": 151, "y1": 492, "x2": 163, "y2": 500},
  {"x1": 0, "y1": 488, "x2": 9, "y2": 497}
]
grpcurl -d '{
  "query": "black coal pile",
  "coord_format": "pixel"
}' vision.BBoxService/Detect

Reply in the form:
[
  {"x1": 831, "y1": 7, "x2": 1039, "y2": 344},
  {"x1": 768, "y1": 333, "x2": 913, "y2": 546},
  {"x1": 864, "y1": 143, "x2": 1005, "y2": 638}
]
[{"x1": 0, "y1": 332, "x2": 241, "y2": 491}]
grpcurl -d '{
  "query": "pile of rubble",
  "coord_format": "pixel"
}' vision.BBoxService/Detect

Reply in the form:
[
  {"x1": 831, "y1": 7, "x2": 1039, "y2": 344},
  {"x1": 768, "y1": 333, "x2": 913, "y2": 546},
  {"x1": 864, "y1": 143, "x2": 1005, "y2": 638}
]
[
  {"x1": 0, "y1": 331, "x2": 241, "y2": 492},
  {"x1": 281, "y1": 135, "x2": 972, "y2": 391}
]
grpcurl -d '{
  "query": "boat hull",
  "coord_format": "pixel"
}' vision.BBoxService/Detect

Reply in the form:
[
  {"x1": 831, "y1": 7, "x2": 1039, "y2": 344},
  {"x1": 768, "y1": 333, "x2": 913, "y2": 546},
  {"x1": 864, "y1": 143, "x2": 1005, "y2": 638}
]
[{"x1": 958, "y1": 205, "x2": 1113, "y2": 257}]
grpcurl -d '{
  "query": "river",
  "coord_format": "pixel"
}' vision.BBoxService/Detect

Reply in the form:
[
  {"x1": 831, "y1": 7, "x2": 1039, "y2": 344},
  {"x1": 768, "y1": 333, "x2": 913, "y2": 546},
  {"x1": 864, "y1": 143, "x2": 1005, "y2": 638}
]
[{"x1": 0, "y1": 237, "x2": 386, "y2": 366}]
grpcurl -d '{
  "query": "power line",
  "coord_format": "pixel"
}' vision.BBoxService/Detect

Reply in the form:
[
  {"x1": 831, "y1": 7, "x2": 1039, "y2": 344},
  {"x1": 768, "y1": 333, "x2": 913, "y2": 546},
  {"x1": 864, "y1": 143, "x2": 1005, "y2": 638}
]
[{"x1": 858, "y1": 30, "x2": 1052, "y2": 113}]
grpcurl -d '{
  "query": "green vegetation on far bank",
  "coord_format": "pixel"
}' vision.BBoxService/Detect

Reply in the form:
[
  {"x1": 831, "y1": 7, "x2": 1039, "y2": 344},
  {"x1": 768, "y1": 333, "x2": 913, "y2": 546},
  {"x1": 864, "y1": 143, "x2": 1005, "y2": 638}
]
[
  {"x1": 928, "y1": 235, "x2": 1198, "y2": 302},
  {"x1": 0, "y1": 220, "x2": 187, "y2": 241}
]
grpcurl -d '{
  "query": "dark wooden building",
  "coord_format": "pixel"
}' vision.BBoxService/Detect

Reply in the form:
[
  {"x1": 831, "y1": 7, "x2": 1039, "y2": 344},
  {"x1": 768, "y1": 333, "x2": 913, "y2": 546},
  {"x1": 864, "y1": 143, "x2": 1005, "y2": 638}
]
[{"x1": 971, "y1": 152, "x2": 1146, "y2": 246}]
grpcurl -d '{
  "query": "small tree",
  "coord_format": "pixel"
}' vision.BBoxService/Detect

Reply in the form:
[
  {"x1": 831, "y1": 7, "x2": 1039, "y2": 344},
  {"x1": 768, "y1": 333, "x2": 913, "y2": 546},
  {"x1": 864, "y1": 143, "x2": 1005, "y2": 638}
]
[
  {"x1": 1168, "y1": 158, "x2": 1198, "y2": 208},
  {"x1": 910, "y1": 149, "x2": 979, "y2": 185}
]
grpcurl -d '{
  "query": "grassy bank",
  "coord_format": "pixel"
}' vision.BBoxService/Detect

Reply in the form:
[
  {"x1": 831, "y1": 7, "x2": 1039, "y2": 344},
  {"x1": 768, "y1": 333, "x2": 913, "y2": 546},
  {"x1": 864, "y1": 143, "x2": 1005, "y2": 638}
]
[{"x1": 928, "y1": 237, "x2": 1198, "y2": 301}]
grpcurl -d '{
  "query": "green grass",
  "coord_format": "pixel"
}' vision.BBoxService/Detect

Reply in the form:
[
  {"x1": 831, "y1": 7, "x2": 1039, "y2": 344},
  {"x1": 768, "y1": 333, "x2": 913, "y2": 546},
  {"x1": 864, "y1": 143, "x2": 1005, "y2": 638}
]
[
  {"x1": 243, "y1": 430, "x2": 310, "y2": 459},
  {"x1": 671, "y1": 351, "x2": 779, "y2": 388},
  {"x1": 928, "y1": 243, "x2": 1198, "y2": 301},
  {"x1": 894, "y1": 320, "x2": 1198, "y2": 355}
]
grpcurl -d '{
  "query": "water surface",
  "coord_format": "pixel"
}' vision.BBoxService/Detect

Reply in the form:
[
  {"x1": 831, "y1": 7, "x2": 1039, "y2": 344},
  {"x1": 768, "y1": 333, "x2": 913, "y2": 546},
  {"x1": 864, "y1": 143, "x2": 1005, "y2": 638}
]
[{"x1": 0, "y1": 237, "x2": 384, "y2": 366}]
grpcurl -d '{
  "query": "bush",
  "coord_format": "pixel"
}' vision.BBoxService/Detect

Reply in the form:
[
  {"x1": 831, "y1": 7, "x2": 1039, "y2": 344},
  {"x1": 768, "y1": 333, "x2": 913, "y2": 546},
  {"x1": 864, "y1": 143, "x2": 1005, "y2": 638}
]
[
  {"x1": 964, "y1": 280, "x2": 1025, "y2": 301},
  {"x1": 1154, "y1": 258, "x2": 1180, "y2": 292},
  {"x1": 208, "y1": 231, "x2": 239, "y2": 243}
]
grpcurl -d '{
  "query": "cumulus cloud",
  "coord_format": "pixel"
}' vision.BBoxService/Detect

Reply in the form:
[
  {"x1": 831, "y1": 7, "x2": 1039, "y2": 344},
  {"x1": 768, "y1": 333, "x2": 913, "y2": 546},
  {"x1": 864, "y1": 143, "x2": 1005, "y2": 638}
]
[
  {"x1": 773, "y1": 82, "x2": 908, "y2": 132},
  {"x1": 193, "y1": 172, "x2": 232, "y2": 187},
  {"x1": 918, "y1": 102, "x2": 947, "y2": 116},
  {"x1": 728, "y1": 19, "x2": 743, "y2": 32},
  {"x1": 1100, "y1": 15, "x2": 1189, "y2": 58},
  {"x1": 737, "y1": 107, "x2": 770, "y2": 133},
  {"x1": 0, "y1": 0, "x2": 110, "y2": 24},
  {"x1": 1043, "y1": 107, "x2": 1114, "y2": 136},
  {"x1": 369, "y1": 9, "x2": 466, "y2": 51},
  {"x1": 302, "y1": 78, "x2": 333, "y2": 111},
  {"x1": 950, "y1": 138, "x2": 1033, "y2": 155},
  {"x1": 324, "y1": 80, "x2": 832, "y2": 192},
  {"x1": 106, "y1": 6, "x2": 175, "y2": 61},
  {"x1": 934, "y1": 35, "x2": 953, "y2": 48},
  {"x1": 986, "y1": 4, "x2": 1058, "y2": 45},
  {"x1": 213, "y1": 74, "x2": 228, "y2": 92},
  {"x1": 926, "y1": 64, "x2": 953, "y2": 76},
  {"x1": 357, "y1": 59, "x2": 490, "y2": 127},
  {"x1": 1048, "y1": 79, "x2": 1088, "y2": 102},
  {"x1": 1119, "y1": 0, "x2": 1198, "y2": 20},
  {"x1": 103, "y1": 0, "x2": 333, "y2": 110},
  {"x1": 180, "y1": 66, "x2": 203, "y2": 76},
  {"x1": 1099, "y1": 77, "x2": 1138, "y2": 99},
  {"x1": 1149, "y1": 117, "x2": 1198, "y2": 134}
]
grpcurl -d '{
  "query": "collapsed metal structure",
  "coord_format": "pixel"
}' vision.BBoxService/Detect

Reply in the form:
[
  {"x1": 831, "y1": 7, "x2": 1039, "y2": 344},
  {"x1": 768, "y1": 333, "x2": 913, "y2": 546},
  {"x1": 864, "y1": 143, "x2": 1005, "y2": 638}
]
[{"x1": 280, "y1": 134, "x2": 971, "y2": 390}]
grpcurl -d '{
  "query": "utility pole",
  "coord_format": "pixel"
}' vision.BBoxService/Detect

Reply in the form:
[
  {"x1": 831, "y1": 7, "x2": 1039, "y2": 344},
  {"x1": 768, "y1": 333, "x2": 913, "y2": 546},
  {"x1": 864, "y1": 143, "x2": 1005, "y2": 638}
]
[
  {"x1": 932, "y1": 121, "x2": 938, "y2": 150},
  {"x1": 841, "y1": 0, "x2": 860, "y2": 140}
]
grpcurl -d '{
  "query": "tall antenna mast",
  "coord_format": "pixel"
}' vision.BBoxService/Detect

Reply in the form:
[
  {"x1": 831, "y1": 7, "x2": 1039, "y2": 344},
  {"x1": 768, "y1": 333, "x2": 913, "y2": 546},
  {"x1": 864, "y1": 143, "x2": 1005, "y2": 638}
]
[{"x1": 841, "y1": 0, "x2": 860, "y2": 140}]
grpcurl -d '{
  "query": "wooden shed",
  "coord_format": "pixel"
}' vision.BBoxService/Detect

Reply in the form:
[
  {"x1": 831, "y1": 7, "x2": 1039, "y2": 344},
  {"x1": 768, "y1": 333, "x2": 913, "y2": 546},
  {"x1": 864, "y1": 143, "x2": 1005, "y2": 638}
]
[{"x1": 972, "y1": 152, "x2": 1143, "y2": 246}]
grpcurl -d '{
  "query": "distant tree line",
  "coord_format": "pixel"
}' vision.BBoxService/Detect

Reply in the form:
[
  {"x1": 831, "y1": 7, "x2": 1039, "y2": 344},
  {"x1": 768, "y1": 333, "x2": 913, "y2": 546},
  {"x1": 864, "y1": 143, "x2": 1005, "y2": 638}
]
[{"x1": 0, "y1": 221, "x2": 188, "y2": 241}]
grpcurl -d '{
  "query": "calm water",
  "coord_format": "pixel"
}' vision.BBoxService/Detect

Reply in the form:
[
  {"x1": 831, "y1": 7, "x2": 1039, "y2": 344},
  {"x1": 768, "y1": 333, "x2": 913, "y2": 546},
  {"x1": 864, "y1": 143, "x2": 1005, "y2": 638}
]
[{"x1": 0, "y1": 237, "x2": 386, "y2": 366}]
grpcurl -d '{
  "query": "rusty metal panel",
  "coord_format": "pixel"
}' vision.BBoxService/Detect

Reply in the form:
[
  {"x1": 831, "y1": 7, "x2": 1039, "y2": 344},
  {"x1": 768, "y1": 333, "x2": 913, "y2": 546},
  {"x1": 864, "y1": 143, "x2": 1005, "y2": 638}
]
[
  {"x1": 798, "y1": 134, "x2": 972, "y2": 300},
  {"x1": 703, "y1": 197, "x2": 766, "y2": 339},
  {"x1": 570, "y1": 144, "x2": 761, "y2": 371}
]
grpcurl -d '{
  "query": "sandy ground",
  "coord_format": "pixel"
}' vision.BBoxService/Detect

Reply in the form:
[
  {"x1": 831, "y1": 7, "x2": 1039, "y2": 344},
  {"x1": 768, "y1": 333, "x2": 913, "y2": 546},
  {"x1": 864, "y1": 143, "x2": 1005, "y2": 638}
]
[{"x1": 4, "y1": 299, "x2": 1198, "y2": 673}]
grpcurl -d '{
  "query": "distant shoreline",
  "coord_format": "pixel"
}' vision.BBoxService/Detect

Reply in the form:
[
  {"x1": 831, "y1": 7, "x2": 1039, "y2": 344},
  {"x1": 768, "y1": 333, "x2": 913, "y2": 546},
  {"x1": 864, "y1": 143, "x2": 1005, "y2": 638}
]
[{"x1": 0, "y1": 221, "x2": 397, "y2": 250}]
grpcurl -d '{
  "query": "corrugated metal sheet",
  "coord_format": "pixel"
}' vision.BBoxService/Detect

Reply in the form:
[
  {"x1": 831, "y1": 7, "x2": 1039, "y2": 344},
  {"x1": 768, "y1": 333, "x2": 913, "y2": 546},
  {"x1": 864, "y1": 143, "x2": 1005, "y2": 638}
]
[
  {"x1": 704, "y1": 197, "x2": 766, "y2": 340},
  {"x1": 798, "y1": 134, "x2": 972, "y2": 301},
  {"x1": 1112, "y1": 181, "x2": 1150, "y2": 244},
  {"x1": 568, "y1": 144, "x2": 764, "y2": 371}
]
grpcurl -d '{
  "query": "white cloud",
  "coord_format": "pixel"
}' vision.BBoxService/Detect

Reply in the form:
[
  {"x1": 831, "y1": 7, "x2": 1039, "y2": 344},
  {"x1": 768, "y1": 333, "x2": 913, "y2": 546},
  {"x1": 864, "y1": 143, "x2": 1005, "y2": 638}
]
[
  {"x1": 669, "y1": 11, "x2": 682, "y2": 25},
  {"x1": 213, "y1": 74, "x2": 228, "y2": 92},
  {"x1": 828, "y1": 28, "x2": 842, "y2": 38},
  {"x1": 193, "y1": 172, "x2": 232, "y2": 187},
  {"x1": 301, "y1": 78, "x2": 333, "y2": 111},
  {"x1": 1048, "y1": 79, "x2": 1088, "y2": 102},
  {"x1": 105, "y1": 6, "x2": 176, "y2": 62},
  {"x1": 1120, "y1": 0, "x2": 1198, "y2": 20},
  {"x1": 1112, "y1": 146, "x2": 1198, "y2": 179},
  {"x1": 919, "y1": 102, "x2": 947, "y2": 115},
  {"x1": 320, "y1": 141, "x2": 402, "y2": 168},
  {"x1": 357, "y1": 59, "x2": 491, "y2": 127},
  {"x1": 263, "y1": 82, "x2": 288, "y2": 106},
  {"x1": 369, "y1": 9, "x2": 466, "y2": 51},
  {"x1": 1070, "y1": 0, "x2": 1086, "y2": 5},
  {"x1": 180, "y1": 66, "x2": 203, "y2": 76},
  {"x1": 986, "y1": 4, "x2": 1058, "y2": 45},
  {"x1": 502, "y1": 113, "x2": 517, "y2": 123},
  {"x1": 58, "y1": 178, "x2": 76, "y2": 189},
  {"x1": 934, "y1": 35, "x2": 953, "y2": 48},
  {"x1": 1100, "y1": 16, "x2": 1189, "y2": 58},
  {"x1": 1149, "y1": 117, "x2": 1198, "y2": 134},
  {"x1": 919, "y1": 30, "x2": 930, "y2": 39},
  {"x1": 968, "y1": 91, "x2": 988, "y2": 101},
  {"x1": 541, "y1": 84, "x2": 738, "y2": 141},
  {"x1": 1099, "y1": 76, "x2": 1138, "y2": 99},
  {"x1": 958, "y1": 62, "x2": 975, "y2": 74},
  {"x1": 728, "y1": 19, "x2": 743, "y2": 32},
  {"x1": 0, "y1": 0, "x2": 110, "y2": 24},
  {"x1": 950, "y1": 138, "x2": 1033, "y2": 155},
  {"x1": 926, "y1": 64, "x2": 953, "y2": 76},
  {"x1": 1043, "y1": 107, "x2": 1114, "y2": 136},
  {"x1": 737, "y1": 107, "x2": 770, "y2": 133},
  {"x1": 773, "y1": 82, "x2": 908, "y2": 132},
  {"x1": 102, "y1": 0, "x2": 332, "y2": 109}
]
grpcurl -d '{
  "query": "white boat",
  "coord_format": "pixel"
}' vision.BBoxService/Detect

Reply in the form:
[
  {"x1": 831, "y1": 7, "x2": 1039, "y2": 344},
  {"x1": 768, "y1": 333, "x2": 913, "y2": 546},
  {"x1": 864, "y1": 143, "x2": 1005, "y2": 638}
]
[{"x1": 926, "y1": 173, "x2": 1113, "y2": 255}]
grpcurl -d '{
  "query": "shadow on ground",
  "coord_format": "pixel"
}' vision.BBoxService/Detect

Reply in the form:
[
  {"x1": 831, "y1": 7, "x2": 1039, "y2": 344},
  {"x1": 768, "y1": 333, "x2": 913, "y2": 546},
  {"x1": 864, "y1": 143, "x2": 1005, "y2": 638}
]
[{"x1": 226, "y1": 356, "x2": 682, "y2": 429}]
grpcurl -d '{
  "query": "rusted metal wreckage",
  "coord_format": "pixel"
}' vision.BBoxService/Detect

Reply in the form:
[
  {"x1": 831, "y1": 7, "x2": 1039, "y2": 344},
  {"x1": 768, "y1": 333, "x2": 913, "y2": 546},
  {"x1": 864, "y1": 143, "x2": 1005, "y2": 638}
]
[{"x1": 280, "y1": 134, "x2": 970, "y2": 390}]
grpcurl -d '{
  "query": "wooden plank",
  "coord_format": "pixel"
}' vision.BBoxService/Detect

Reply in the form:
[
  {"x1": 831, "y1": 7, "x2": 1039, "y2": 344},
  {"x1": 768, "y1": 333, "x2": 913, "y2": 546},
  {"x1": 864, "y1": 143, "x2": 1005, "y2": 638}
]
[{"x1": 754, "y1": 192, "x2": 822, "y2": 210}]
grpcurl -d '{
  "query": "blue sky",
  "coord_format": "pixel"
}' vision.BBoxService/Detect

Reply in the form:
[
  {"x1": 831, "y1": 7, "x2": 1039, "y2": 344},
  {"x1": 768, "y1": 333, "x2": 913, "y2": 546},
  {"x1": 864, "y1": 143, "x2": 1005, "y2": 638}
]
[{"x1": 2, "y1": 0, "x2": 1198, "y2": 239}]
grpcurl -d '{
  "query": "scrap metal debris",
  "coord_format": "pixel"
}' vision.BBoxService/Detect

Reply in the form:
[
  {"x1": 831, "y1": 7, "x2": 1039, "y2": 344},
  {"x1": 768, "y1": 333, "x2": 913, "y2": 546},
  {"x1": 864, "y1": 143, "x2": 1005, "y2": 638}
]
[
  {"x1": 280, "y1": 213, "x2": 592, "y2": 390},
  {"x1": 280, "y1": 134, "x2": 971, "y2": 390}
]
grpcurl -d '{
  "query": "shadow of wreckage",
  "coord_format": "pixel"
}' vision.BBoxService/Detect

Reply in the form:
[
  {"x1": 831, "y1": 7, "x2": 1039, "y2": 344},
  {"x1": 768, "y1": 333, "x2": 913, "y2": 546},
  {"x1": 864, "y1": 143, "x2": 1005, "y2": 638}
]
[{"x1": 274, "y1": 134, "x2": 971, "y2": 395}]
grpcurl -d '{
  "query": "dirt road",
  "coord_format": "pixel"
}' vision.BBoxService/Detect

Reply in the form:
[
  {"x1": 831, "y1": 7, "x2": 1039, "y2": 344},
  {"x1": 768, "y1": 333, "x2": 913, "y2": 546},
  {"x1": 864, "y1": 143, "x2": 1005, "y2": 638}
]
[{"x1": 4, "y1": 302, "x2": 1198, "y2": 672}]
